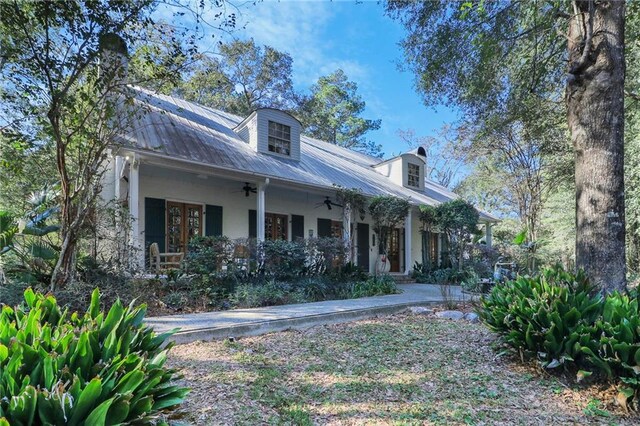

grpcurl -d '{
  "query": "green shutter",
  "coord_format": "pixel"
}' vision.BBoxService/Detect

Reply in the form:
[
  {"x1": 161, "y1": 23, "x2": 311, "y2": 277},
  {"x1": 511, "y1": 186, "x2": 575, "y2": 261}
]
[
  {"x1": 317, "y1": 218, "x2": 332, "y2": 238},
  {"x1": 205, "y1": 205, "x2": 223, "y2": 236},
  {"x1": 144, "y1": 198, "x2": 165, "y2": 253},
  {"x1": 291, "y1": 215, "x2": 304, "y2": 240},
  {"x1": 249, "y1": 209, "x2": 257, "y2": 238}
]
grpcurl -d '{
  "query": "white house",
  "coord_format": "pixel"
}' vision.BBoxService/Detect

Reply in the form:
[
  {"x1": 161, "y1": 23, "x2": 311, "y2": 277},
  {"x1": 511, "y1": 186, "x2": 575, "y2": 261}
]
[{"x1": 104, "y1": 86, "x2": 497, "y2": 274}]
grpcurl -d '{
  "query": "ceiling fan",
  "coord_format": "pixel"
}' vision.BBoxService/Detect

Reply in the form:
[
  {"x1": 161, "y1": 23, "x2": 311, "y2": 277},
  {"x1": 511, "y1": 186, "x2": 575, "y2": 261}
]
[
  {"x1": 315, "y1": 196, "x2": 343, "y2": 210},
  {"x1": 240, "y1": 182, "x2": 257, "y2": 197}
]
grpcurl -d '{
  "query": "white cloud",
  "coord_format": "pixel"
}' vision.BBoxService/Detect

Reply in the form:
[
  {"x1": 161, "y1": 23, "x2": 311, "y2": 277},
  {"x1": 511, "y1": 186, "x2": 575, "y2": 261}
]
[{"x1": 227, "y1": 1, "x2": 366, "y2": 88}]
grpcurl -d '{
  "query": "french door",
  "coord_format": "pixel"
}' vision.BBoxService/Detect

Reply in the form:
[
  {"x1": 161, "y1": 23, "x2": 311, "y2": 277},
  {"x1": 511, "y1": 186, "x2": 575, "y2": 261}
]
[
  {"x1": 166, "y1": 202, "x2": 203, "y2": 253},
  {"x1": 265, "y1": 213, "x2": 288, "y2": 240},
  {"x1": 389, "y1": 228, "x2": 401, "y2": 272}
]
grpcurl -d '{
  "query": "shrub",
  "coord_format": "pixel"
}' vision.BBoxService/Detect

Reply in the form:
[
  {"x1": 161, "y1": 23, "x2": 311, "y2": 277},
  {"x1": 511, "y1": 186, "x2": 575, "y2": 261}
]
[
  {"x1": 184, "y1": 236, "x2": 234, "y2": 274},
  {"x1": 260, "y1": 239, "x2": 307, "y2": 279},
  {"x1": 0, "y1": 288, "x2": 187, "y2": 425},
  {"x1": 480, "y1": 265, "x2": 640, "y2": 408},
  {"x1": 480, "y1": 266, "x2": 601, "y2": 367},
  {"x1": 230, "y1": 280, "x2": 306, "y2": 308},
  {"x1": 349, "y1": 275, "x2": 399, "y2": 298}
]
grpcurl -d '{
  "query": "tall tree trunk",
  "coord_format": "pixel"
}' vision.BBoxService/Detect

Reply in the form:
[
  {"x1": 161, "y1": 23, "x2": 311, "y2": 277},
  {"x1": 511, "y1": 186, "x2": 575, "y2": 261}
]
[{"x1": 567, "y1": 0, "x2": 626, "y2": 293}]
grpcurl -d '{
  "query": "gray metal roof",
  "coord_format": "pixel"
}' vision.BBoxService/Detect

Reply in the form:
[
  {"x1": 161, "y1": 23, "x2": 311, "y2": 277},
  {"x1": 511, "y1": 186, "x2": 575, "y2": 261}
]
[{"x1": 121, "y1": 87, "x2": 498, "y2": 222}]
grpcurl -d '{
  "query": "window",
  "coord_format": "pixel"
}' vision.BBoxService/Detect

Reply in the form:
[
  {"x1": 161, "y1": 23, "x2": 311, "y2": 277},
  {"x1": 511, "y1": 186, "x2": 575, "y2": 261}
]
[
  {"x1": 407, "y1": 163, "x2": 421, "y2": 187},
  {"x1": 268, "y1": 121, "x2": 291, "y2": 155}
]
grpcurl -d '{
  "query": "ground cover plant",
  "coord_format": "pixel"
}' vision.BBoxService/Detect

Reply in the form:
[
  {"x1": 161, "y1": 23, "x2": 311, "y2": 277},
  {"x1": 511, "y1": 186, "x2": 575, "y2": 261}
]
[
  {"x1": 167, "y1": 312, "x2": 638, "y2": 425},
  {"x1": 481, "y1": 265, "x2": 640, "y2": 410},
  {"x1": 0, "y1": 288, "x2": 187, "y2": 425}
]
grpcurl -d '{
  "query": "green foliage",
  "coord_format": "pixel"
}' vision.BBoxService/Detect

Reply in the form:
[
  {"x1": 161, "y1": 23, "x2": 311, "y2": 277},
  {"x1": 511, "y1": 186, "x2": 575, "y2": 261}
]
[
  {"x1": 178, "y1": 39, "x2": 298, "y2": 116},
  {"x1": 349, "y1": 275, "x2": 398, "y2": 298},
  {"x1": 297, "y1": 69, "x2": 382, "y2": 156},
  {"x1": 369, "y1": 196, "x2": 411, "y2": 254},
  {"x1": 435, "y1": 199, "x2": 480, "y2": 237},
  {"x1": 0, "y1": 288, "x2": 187, "y2": 424},
  {"x1": 335, "y1": 186, "x2": 367, "y2": 222},
  {"x1": 481, "y1": 266, "x2": 600, "y2": 366},
  {"x1": 1, "y1": 185, "x2": 61, "y2": 282},
  {"x1": 184, "y1": 236, "x2": 235, "y2": 275},
  {"x1": 260, "y1": 239, "x2": 308, "y2": 280},
  {"x1": 480, "y1": 265, "x2": 640, "y2": 406},
  {"x1": 228, "y1": 274, "x2": 398, "y2": 309}
]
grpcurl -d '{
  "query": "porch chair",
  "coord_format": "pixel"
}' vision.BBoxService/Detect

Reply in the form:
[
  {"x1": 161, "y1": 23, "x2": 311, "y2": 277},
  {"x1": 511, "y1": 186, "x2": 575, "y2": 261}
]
[{"x1": 149, "y1": 242, "x2": 184, "y2": 273}]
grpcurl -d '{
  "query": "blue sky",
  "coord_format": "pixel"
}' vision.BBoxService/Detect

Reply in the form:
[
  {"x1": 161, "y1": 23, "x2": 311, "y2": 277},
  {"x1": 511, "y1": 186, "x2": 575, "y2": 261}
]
[{"x1": 214, "y1": 0, "x2": 459, "y2": 158}]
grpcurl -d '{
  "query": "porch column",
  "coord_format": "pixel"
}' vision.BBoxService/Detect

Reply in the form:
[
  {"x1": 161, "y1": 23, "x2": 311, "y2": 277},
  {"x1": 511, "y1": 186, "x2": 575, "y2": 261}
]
[
  {"x1": 114, "y1": 155, "x2": 124, "y2": 201},
  {"x1": 256, "y1": 178, "x2": 269, "y2": 241},
  {"x1": 342, "y1": 202, "x2": 352, "y2": 263},
  {"x1": 128, "y1": 154, "x2": 143, "y2": 270},
  {"x1": 437, "y1": 232, "x2": 442, "y2": 267},
  {"x1": 486, "y1": 223, "x2": 493, "y2": 248},
  {"x1": 404, "y1": 208, "x2": 412, "y2": 275}
]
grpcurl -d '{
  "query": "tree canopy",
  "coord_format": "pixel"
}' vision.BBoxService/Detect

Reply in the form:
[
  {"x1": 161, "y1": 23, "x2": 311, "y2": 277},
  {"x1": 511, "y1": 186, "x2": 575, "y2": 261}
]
[
  {"x1": 388, "y1": 0, "x2": 628, "y2": 292},
  {"x1": 178, "y1": 39, "x2": 298, "y2": 116},
  {"x1": 297, "y1": 69, "x2": 382, "y2": 157}
]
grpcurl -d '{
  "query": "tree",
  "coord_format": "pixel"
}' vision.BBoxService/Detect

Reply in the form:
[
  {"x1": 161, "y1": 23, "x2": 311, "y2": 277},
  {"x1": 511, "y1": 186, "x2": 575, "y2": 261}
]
[
  {"x1": 368, "y1": 195, "x2": 410, "y2": 253},
  {"x1": 434, "y1": 199, "x2": 480, "y2": 271},
  {"x1": 0, "y1": 0, "x2": 233, "y2": 289},
  {"x1": 417, "y1": 205, "x2": 438, "y2": 270},
  {"x1": 387, "y1": 1, "x2": 628, "y2": 293},
  {"x1": 335, "y1": 186, "x2": 367, "y2": 265},
  {"x1": 297, "y1": 69, "x2": 382, "y2": 157},
  {"x1": 178, "y1": 39, "x2": 298, "y2": 116}
]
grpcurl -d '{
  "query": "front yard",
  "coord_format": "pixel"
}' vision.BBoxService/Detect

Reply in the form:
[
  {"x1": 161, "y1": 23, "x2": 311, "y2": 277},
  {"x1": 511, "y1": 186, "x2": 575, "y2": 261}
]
[{"x1": 167, "y1": 312, "x2": 635, "y2": 425}]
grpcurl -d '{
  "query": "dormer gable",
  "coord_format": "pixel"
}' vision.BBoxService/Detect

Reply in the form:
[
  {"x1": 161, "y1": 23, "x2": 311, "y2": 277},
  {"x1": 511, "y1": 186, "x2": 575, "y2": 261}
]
[
  {"x1": 373, "y1": 149, "x2": 426, "y2": 191},
  {"x1": 233, "y1": 108, "x2": 301, "y2": 161}
]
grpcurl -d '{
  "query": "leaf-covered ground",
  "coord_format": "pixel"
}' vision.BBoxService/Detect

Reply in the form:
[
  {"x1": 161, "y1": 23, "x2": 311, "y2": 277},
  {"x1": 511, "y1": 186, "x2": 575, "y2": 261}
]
[{"x1": 167, "y1": 312, "x2": 638, "y2": 425}]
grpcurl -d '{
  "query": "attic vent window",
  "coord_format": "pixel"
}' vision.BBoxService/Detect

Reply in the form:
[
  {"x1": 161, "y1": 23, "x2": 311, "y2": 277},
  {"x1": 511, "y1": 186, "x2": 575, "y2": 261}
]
[
  {"x1": 407, "y1": 163, "x2": 421, "y2": 188},
  {"x1": 268, "y1": 121, "x2": 291, "y2": 156}
]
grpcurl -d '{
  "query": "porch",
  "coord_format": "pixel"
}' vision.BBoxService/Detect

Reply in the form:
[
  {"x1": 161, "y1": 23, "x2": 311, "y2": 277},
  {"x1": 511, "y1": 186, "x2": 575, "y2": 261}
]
[{"x1": 107, "y1": 155, "x2": 437, "y2": 275}]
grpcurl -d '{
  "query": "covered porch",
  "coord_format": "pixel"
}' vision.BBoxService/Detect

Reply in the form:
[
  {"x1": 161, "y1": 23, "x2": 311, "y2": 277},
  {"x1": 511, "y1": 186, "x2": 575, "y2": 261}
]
[{"x1": 109, "y1": 152, "x2": 437, "y2": 275}]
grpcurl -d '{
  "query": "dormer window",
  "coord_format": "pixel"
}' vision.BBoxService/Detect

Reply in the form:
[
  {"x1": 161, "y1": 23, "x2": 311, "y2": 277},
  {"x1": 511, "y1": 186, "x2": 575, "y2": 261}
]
[
  {"x1": 268, "y1": 121, "x2": 291, "y2": 156},
  {"x1": 407, "y1": 163, "x2": 421, "y2": 187}
]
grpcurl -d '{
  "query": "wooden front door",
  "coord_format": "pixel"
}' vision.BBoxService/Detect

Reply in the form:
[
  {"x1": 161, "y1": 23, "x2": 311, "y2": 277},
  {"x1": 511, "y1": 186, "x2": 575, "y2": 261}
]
[
  {"x1": 389, "y1": 228, "x2": 401, "y2": 272},
  {"x1": 356, "y1": 223, "x2": 370, "y2": 272},
  {"x1": 265, "y1": 213, "x2": 288, "y2": 240},
  {"x1": 166, "y1": 202, "x2": 203, "y2": 253}
]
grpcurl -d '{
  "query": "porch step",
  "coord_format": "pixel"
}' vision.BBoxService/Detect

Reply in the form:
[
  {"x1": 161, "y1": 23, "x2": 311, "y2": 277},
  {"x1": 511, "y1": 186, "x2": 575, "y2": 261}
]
[{"x1": 389, "y1": 274, "x2": 416, "y2": 285}]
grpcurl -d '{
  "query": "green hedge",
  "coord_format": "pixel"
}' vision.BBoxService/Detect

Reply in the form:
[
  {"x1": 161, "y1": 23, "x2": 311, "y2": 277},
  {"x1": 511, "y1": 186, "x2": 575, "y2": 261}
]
[
  {"x1": 0, "y1": 288, "x2": 187, "y2": 425},
  {"x1": 480, "y1": 266, "x2": 640, "y2": 409}
]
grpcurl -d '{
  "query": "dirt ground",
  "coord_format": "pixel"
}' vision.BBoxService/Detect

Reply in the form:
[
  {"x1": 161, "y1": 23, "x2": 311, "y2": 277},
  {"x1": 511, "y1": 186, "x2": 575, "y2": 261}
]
[{"x1": 167, "y1": 311, "x2": 637, "y2": 425}]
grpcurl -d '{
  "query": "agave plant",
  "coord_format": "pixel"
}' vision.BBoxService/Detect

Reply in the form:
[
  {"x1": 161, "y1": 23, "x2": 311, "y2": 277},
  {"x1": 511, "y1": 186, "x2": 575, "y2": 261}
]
[{"x1": 0, "y1": 288, "x2": 188, "y2": 425}]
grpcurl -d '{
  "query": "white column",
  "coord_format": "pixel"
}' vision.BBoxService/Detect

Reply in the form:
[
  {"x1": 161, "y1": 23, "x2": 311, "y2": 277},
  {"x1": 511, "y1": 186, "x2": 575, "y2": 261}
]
[
  {"x1": 257, "y1": 179, "x2": 269, "y2": 241},
  {"x1": 128, "y1": 154, "x2": 143, "y2": 270},
  {"x1": 404, "y1": 209, "x2": 412, "y2": 275},
  {"x1": 343, "y1": 202, "x2": 352, "y2": 263},
  {"x1": 114, "y1": 155, "x2": 124, "y2": 201},
  {"x1": 486, "y1": 223, "x2": 493, "y2": 248},
  {"x1": 437, "y1": 232, "x2": 443, "y2": 267}
]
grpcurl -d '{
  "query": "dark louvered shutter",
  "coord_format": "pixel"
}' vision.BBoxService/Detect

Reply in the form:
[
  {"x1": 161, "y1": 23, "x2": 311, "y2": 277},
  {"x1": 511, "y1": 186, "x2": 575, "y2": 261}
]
[
  {"x1": 291, "y1": 215, "x2": 304, "y2": 240},
  {"x1": 205, "y1": 205, "x2": 223, "y2": 236},
  {"x1": 317, "y1": 218, "x2": 332, "y2": 238},
  {"x1": 249, "y1": 209, "x2": 257, "y2": 238},
  {"x1": 144, "y1": 198, "x2": 165, "y2": 253}
]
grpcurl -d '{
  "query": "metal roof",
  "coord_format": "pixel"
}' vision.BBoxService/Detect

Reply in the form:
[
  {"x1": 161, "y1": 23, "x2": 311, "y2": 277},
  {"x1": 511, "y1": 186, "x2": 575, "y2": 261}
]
[{"x1": 120, "y1": 87, "x2": 498, "y2": 222}]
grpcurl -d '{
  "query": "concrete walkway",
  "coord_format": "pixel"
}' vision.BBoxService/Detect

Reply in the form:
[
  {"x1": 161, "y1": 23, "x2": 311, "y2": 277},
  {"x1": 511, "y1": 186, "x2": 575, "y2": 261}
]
[{"x1": 146, "y1": 284, "x2": 472, "y2": 344}]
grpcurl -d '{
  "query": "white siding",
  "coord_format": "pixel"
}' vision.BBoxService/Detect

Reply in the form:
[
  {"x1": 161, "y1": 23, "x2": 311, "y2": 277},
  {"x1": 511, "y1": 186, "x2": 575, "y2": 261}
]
[{"x1": 255, "y1": 109, "x2": 301, "y2": 161}]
